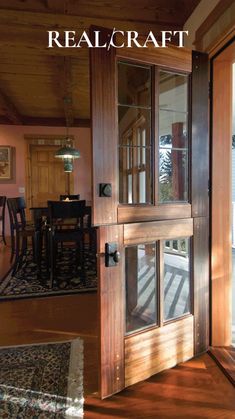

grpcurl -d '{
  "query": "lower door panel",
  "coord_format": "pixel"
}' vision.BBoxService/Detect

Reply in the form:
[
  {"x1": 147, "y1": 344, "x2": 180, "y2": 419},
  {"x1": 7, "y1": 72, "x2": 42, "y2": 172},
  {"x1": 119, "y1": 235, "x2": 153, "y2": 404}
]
[{"x1": 125, "y1": 316, "x2": 194, "y2": 387}]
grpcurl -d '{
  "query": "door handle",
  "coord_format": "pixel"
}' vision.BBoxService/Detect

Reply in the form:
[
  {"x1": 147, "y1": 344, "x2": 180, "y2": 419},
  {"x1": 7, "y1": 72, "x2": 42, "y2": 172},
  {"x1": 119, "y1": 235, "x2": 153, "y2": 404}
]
[
  {"x1": 105, "y1": 242, "x2": 121, "y2": 267},
  {"x1": 112, "y1": 250, "x2": 121, "y2": 263}
]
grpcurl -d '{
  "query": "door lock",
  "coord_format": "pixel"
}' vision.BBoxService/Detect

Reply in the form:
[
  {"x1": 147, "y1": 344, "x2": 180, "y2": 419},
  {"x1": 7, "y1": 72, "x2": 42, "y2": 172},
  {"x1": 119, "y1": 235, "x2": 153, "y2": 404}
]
[
  {"x1": 105, "y1": 242, "x2": 121, "y2": 267},
  {"x1": 99, "y1": 183, "x2": 112, "y2": 197}
]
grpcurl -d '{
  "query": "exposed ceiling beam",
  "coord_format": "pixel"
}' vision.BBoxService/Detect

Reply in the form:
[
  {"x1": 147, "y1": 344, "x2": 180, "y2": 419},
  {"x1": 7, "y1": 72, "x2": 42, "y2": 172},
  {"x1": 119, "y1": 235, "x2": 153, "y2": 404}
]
[
  {"x1": 0, "y1": 115, "x2": 90, "y2": 127},
  {"x1": 0, "y1": 0, "x2": 200, "y2": 26},
  {"x1": 0, "y1": 9, "x2": 182, "y2": 35},
  {"x1": 46, "y1": 0, "x2": 69, "y2": 14},
  {"x1": 0, "y1": 89, "x2": 22, "y2": 124},
  {"x1": 56, "y1": 56, "x2": 74, "y2": 126},
  {"x1": 0, "y1": 8, "x2": 184, "y2": 58}
]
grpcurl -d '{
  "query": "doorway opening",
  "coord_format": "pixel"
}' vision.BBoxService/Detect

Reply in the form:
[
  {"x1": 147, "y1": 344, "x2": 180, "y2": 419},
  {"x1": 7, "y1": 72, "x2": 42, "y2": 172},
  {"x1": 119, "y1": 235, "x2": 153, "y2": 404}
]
[
  {"x1": 210, "y1": 38, "x2": 235, "y2": 382},
  {"x1": 232, "y1": 62, "x2": 235, "y2": 346}
]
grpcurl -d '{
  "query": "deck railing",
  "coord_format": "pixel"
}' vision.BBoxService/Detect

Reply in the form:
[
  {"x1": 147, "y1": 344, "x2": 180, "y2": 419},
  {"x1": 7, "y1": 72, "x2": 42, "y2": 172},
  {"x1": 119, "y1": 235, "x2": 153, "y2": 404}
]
[{"x1": 164, "y1": 238, "x2": 188, "y2": 256}]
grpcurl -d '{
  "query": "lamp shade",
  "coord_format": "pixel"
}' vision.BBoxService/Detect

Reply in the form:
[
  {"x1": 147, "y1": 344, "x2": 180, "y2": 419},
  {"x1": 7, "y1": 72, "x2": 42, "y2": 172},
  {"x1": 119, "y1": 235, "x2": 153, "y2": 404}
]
[{"x1": 55, "y1": 145, "x2": 80, "y2": 159}]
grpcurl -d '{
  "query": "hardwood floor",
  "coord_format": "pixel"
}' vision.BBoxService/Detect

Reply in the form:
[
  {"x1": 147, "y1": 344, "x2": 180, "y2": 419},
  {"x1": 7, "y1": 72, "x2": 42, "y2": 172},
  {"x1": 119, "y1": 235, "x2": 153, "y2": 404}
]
[
  {"x1": 0, "y1": 292, "x2": 99, "y2": 396},
  {"x1": 0, "y1": 241, "x2": 12, "y2": 279},
  {"x1": 209, "y1": 346, "x2": 235, "y2": 385},
  {"x1": 0, "y1": 243, "x2": 99, "y2": 395},
  {"x1": 85, "y1": 354, "x2": 235, "y2": 418}
]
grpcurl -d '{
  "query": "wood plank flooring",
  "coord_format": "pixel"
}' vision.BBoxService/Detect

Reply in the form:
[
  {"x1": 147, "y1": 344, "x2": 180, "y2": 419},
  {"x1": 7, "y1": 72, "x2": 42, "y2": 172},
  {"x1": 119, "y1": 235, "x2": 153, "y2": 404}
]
[
  {"x1": 209, "y1": 346, "x2": 235, "y2": 385},
  {"x1": 85, "y1": 354, "x2": 235, "y2": 418},
  {"x1": 0, "y1": 242, "x2": 99, "y2": 395},
  {"x1": 0, "y1": 241, "x2": 12, "y2": 279}
]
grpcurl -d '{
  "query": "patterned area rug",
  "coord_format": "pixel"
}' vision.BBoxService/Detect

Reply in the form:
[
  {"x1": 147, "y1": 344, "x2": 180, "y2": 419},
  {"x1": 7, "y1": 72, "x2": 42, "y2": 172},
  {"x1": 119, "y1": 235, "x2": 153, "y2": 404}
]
[
  {"x1": 0, "y1": 338, "x2": 84, "y2": 418},
  {"x1": 0, "y1": 246, "x2": 97, "y2": 300}
]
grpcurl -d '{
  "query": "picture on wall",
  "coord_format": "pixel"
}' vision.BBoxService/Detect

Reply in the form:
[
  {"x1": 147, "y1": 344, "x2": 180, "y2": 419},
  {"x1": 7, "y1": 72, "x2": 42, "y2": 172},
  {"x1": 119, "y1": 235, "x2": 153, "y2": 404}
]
[{"x1": 0, "y1": 146, "x2": 12, "y2": 180}]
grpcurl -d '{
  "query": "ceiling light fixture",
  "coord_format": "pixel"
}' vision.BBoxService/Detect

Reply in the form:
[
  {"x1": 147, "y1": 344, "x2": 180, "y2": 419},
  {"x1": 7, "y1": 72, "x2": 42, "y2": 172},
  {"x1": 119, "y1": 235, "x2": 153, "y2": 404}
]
[{"x1": 55, "y1": 128, "x2": 80, "y2": 173}]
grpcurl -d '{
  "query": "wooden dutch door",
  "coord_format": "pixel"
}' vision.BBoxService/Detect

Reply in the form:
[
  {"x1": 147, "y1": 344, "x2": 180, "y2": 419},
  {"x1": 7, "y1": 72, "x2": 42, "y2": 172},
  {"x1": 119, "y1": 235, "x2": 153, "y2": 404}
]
[{"x1": 90, "y1": 28, "x2": 209, "y2": 398}]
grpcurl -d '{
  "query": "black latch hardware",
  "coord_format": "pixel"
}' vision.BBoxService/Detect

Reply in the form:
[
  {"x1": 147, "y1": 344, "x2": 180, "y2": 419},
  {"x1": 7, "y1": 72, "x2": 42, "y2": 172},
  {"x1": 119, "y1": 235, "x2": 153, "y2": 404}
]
[
  {"x1": 105, "y1": 242, "x2": 121, "y2": 267},
  {"x1": 99, "y1": 183, "x2": 112, "y2": 197}
]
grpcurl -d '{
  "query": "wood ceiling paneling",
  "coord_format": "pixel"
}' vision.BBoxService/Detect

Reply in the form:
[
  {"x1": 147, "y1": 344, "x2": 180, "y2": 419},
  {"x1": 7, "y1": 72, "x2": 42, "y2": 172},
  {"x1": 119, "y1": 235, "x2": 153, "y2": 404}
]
[{"x1": 0, "y1": 0, "x2": 200, "y2": 126}]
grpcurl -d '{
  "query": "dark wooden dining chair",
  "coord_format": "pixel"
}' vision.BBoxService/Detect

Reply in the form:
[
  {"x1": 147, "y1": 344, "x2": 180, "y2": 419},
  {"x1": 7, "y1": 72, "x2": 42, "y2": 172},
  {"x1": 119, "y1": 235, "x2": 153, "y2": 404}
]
[
  {"x1": 7, "y1": 197, "x2": 37, "y2": 273},
  {"x1": 47, "y1": 200, "x2": 86, "y2": 287},
  {"x1": 0, "y1": 196, "x2": 6, "y2": 245},
  {"x1": 60, "y1": 194, "x2": 81, "y2": 201},
  {"x1": 80, "y1": 206, "x2": 97, "y2": 252}
]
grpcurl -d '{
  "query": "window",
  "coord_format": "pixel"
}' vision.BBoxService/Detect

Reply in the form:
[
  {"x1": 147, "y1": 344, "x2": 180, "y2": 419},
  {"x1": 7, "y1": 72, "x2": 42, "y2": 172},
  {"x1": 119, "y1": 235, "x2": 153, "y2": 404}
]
[
  {"x1": 163, "y1": 238, "x2": 190, "y2": 321},
  {"x1": 118, "y1": 62, "x2": 152, "y2": 204},
  {"x1": 125, "y1": 237, "x2": 191, "y2": 335},
  {"x1": 118, "y1": 62, "x2": 189, "y2": 207},
  {"x1": 125, "y1": 243, "x2": 157, "y2": 334},
  {"x1": 159, "y1": 72, "x2": 189, "y2": 202}
]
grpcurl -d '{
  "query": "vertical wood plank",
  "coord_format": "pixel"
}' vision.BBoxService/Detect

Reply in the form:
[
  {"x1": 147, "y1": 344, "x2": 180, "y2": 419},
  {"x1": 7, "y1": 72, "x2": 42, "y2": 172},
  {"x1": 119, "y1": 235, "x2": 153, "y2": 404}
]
[
  {"x1": 97, "y1": 224, "x2": 125, "y2": 398},
  {"x1": 211, "y1": 54, "x2": 232, "y2": 346},
  {"x1": 90, "y1": 28, "x2": 118, "y2": 225},
  {"x1": 191, "y1": 51, "x2": 209, "y2": 217},
  {"x1": 193, "y1": 217, "x2": 209, "y2": 355}
]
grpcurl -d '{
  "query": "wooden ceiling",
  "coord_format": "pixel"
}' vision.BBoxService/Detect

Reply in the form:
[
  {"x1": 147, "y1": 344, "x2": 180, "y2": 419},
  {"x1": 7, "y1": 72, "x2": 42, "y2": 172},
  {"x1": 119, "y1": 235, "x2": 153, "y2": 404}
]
[{"x1": 0, "y1": 0, "x2": 200, "y2": 127}]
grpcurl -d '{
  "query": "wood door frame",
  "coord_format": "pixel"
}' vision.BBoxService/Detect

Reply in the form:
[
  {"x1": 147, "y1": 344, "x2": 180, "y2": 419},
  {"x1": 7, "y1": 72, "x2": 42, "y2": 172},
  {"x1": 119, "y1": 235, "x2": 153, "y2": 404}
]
[
  {"x1": 25, "y1": 135, "x2": 74, "y2": 216},
  {"x1": 211, "y1": 37, "x2": 235, "y2": 346}
]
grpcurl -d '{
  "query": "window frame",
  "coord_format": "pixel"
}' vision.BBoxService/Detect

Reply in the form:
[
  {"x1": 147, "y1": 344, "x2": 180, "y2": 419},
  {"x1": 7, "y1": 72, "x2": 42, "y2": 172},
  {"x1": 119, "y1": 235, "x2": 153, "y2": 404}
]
[
  {"x1": 117, "y1": 59, "x2": 192, "y2": 224},
  {"x1": 124, "y1": 236, "x2": 193, "y2": 337}
]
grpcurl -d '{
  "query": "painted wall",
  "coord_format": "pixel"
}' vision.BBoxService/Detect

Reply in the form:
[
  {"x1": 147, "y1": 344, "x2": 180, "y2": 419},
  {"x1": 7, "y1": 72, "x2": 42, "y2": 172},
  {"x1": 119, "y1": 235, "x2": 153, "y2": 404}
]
[
  {"x1": 0, "y1": 124, "x2": 91, "y2": 233},
  {"x1": 183, "y1": 0, "x2": 220, "y2": 49}
]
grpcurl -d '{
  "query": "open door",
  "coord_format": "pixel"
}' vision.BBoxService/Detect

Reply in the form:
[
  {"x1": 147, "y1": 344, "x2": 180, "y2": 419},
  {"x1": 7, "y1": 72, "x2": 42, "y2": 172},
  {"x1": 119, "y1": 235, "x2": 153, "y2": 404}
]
[{"x1": 90, "y1": 29, "x2": 209, "y2": 398}]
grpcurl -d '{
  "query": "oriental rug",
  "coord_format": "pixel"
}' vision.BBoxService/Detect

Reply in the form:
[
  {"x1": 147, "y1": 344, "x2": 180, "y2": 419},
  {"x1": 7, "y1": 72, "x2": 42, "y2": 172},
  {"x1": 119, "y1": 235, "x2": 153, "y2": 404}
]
[
  {"x1": 0, "y1": 246, "x2": 97, "y2": 301},
  {"x1": 0, "y1": 338, "x2": 84, "y2": 418}
]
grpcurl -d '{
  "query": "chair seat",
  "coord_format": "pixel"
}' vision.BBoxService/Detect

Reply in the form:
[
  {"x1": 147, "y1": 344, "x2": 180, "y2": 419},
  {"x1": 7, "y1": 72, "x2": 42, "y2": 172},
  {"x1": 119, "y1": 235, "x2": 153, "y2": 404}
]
[
  {"x1": 20, "y1": 228, "x2": 35, "y2": 238},
  {"x1": 52, "y1": 228, "x2": 82, "y2": 242},
  {"x1": 12, "y1": 221, "x2": 34, "y2": 230}
]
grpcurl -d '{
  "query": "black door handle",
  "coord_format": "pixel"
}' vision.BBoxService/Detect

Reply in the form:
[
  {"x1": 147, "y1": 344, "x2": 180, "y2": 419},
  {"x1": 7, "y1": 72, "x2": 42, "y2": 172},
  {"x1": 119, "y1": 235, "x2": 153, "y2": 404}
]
[
  {"x1": 112, "y1": 250, "x2": 121, "y2": 263},
  {"x1": 105, "y1": 243, "x2": 121, "y2": 267}
]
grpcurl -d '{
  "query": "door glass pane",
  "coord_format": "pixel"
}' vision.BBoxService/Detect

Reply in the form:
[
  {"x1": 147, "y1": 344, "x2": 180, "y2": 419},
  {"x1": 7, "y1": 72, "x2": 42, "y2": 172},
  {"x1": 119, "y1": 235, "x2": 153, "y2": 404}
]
[
  {"x1": 163, "y1": 238, "x2": 191, "y2": 321},
  {"x1": 118, "y1": 61, "x2": 153, "y2": 204},
  {"x1": 128, "y1": 174, "x2": 132, "y2": 204},
  {"x1": 139, "y1": 171, "x2": 146, "y2": 203},
  {"x1": 126, "y1": 243, "x2": 157, "y2": 334},
  {"x1": 159, "y1": 149, "x2": 188, "y2": 202},
  {"x1": 118, "y1": 61, "x2": 151, "y2": 107},
  {"x1": 159, "y1": 71, "x2": 189, "y2": 203},
  {"x1": 159, "y1": 73, "x2": 188, "y2": 112}
]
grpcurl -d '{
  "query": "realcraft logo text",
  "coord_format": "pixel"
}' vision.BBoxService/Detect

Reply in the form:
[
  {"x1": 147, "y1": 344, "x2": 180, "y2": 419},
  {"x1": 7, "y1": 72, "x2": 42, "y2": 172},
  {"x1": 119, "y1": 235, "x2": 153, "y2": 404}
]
[{"x1": 47, "y1": 29, "x2": 189, "y2": 49}]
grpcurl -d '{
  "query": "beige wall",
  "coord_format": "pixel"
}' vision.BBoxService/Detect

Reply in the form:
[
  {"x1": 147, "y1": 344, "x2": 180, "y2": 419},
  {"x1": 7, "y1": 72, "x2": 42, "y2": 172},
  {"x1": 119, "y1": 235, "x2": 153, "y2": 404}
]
[
  {"x1": 184, "y1": 0, "x2": 226, "y2": 50},
  {"x1": 0, "y1": 124, "x2": 92, "y2": 233}
]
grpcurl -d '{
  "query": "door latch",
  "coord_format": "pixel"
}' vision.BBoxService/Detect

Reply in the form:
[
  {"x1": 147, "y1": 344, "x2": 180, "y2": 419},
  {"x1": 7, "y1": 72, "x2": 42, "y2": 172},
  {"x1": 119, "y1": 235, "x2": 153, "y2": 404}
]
[{"x1": 105, "y1": 242, "x2": 121, "y2": 267}]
